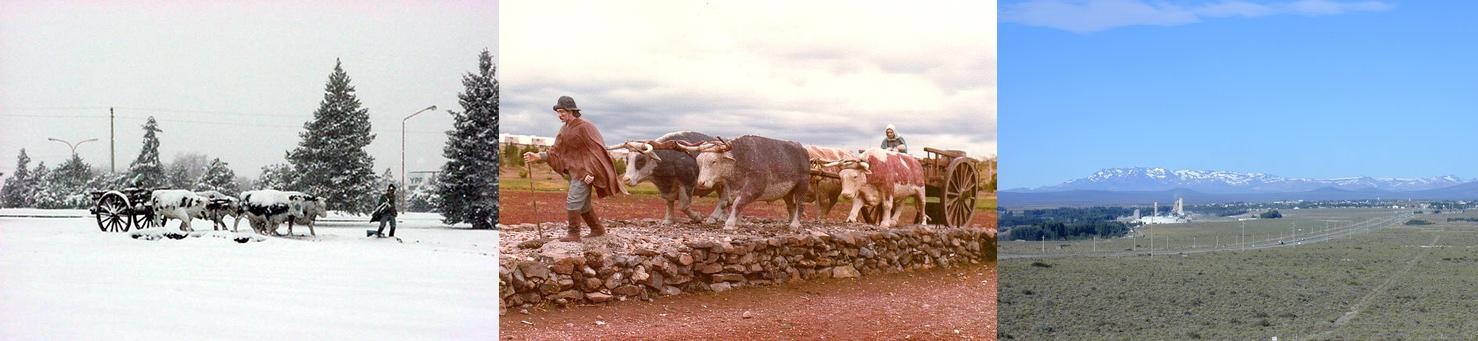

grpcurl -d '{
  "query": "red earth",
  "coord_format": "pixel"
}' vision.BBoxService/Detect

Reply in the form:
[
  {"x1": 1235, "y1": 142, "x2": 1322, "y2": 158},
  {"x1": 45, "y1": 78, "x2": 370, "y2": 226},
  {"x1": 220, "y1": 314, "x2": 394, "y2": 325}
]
[
  {"x1": 499, "y1": 262, "x2": 997, "y2": 340},
  {"x1": 498, "y1": 189, "x2": 996, "y2": 228}
]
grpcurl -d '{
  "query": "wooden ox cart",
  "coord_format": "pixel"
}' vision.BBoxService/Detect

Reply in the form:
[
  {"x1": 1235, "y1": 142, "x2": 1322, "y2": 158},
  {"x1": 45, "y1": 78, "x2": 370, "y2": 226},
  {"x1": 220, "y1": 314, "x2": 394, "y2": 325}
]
[
  {"x1": 807, "y1": 147, "x2": 980, "y2": 227},
  {"x1": 89, "y1": 188, "x2": 161, "y2": 232}
]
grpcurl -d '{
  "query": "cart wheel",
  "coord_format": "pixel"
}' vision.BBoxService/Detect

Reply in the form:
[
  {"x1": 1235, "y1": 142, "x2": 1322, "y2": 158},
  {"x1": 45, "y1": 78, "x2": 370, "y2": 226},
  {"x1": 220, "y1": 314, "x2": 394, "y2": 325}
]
[
  {"x1": 135, "y1": 211, "x2": 161, "y2": 229},
  {"x1": 941, "y1": 158, "x2": 979, "y2": 227},
  {"x1": 94, "y1": 192, "x2": 131, "y2": 232}
]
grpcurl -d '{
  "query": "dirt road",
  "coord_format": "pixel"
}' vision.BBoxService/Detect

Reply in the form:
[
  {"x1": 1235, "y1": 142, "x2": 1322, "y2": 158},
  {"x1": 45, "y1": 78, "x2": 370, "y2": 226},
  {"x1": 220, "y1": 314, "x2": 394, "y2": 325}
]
[{"x1": 500, "y1": 262, "x2": 997, "y2": 340}]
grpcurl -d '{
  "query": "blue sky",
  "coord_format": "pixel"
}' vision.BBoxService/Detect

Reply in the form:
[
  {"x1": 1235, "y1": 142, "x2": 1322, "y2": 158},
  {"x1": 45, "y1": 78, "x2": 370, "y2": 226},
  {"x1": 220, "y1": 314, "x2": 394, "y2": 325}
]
[{"x1": 1001, "y1": 1, "x2": 1478, "y2": 189}]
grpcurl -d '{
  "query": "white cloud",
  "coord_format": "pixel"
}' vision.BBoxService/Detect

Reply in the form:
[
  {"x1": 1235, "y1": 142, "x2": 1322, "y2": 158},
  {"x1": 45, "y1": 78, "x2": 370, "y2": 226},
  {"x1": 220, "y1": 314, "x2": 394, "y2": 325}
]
[
  {"x1": 502, "y1": 0, "x2": 997, "y2": 158},
  {"x1": 1002, "y1": 0, "x2": 1392, "y2": 33}
]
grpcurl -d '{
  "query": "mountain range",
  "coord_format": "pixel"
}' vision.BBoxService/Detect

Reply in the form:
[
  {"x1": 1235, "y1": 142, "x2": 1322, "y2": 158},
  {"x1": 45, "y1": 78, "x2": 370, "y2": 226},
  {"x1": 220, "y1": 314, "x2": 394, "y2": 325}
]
[
  {"x1": 1015, "y1": 167, "x2": 1465, "y2": 193},
  {"x1": 1003, "y1": 167, "x2": 1478, "y2": 207}
]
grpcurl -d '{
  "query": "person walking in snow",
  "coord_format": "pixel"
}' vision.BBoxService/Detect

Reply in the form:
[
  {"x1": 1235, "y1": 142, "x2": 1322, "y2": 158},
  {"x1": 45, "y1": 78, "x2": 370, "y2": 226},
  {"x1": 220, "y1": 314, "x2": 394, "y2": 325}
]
[
  {"x1": 522, "y1": 96, "x2": 622, "y2": 242},
  {"x1": 371, "y1": 184, "x2": 398, "y2": 237}
]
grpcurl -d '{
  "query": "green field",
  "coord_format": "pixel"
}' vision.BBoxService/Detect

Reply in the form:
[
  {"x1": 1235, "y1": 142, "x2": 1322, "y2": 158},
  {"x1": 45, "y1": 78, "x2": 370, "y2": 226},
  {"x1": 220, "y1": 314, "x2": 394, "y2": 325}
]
[{"x1": 999, "y1": 208, "x2": 1478, "y2": 339}]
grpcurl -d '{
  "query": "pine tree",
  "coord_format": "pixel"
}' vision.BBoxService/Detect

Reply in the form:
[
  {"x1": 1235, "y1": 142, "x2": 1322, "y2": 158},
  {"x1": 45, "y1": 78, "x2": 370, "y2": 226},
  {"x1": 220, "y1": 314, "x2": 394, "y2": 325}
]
[
  {"x1": 29, "y1": 162, "x2": 61, "y2": 208},
  {"x1": 53, "y1": 154, "x2": 96, "y2": 208},
  {"x1": 2, "y1": 149, "x2": 34, "y2": 207},
  {"x1": 166, "y1": 152, "x2": 210, "y2": 189},
  {"x1": 127, "y1": 116, "x2": 167, "y2": 188},
  {"x1": 166, "y1": 164, "x2": 191, "y2": 189},
  {"x1": 437, "y1": 49, "x2": 499, "y2": 226},
  {"x1": 286, "y1": 59, "x2": 379, "y2": 214},
  {"x1": 407, "y1": 173, "x2": 442, "y2": 213},
  {"x1": 375, "y1": 167, "x2": 396, "y2": 195},
  {"x1": 196, "y1": 158, "x2": 239, "y2": 196},
  {"x1": 256, "y1": 163, "x2": 295, "y2": 190}
]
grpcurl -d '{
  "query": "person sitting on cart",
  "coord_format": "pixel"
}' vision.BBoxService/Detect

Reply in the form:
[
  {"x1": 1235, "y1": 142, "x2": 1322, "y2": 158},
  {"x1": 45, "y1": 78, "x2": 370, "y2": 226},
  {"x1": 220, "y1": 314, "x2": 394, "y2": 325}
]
[
  {"x1": 370, "y1": 184, "x2": 398, "y2": 238},
  {"x1": 880, "y1": 124, "x2": 908, "y2": 153}
]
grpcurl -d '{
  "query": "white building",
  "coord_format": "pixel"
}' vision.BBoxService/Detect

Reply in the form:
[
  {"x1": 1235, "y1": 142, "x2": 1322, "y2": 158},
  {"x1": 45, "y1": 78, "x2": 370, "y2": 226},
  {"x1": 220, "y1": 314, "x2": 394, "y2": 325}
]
[
  {"x1": 499, "y1": 133, "x2": 554, "y2": 148},
  {"x1": 1136, "y1": 197, "x2": 1191, "y2": 225}
]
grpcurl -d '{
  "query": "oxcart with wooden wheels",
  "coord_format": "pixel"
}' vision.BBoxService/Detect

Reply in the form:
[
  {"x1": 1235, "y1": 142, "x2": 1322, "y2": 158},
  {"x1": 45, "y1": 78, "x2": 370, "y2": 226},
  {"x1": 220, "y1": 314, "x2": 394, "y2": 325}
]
[
  {"x1": 920, "y1": 147, "x2": 979, "y2": 227},
  {"x1": 809, "y1": 147, "x2": 979, "y2": 227},
  {"x1": 89, "y1": 188, "x2": 162, "y2": 232}
]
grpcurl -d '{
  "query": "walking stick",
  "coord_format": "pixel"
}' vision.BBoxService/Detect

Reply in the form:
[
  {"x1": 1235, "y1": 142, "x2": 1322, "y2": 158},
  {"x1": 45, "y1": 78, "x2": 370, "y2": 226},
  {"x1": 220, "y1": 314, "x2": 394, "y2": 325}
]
[{"x1": 528, "y1": 160, "x2": 542, "y2": 239}]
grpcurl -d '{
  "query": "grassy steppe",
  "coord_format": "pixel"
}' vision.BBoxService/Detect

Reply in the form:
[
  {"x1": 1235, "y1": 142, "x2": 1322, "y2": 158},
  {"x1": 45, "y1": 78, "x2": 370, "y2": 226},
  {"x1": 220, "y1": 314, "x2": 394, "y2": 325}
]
[{"x1": 1000, "y1": 208, "x2": 1478, "y2": 340}]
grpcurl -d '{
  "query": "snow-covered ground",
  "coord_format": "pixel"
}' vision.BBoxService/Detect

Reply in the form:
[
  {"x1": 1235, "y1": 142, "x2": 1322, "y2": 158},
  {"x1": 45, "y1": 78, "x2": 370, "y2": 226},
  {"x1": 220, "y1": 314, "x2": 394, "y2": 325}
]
[{"x1": 0, "y1": 209, "x2": 498, "y2": 340}]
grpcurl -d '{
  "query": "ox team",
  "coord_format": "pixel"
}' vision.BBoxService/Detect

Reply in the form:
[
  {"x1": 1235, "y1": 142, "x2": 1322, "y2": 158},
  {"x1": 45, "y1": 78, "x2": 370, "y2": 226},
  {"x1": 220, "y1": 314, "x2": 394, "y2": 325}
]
[
  {"x1": 145, "y1": 189, "x2": 327, "y2": 236},
  {"x1": 528, "y1": 96, "x2": 928, "y2": 240}
]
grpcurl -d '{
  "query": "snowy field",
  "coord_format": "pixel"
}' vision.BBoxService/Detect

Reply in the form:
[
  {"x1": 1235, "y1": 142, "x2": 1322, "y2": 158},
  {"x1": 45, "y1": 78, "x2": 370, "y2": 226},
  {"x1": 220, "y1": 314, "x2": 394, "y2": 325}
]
[{"x1": 0, "y1": 209, "x2": 498, "y2": 340}]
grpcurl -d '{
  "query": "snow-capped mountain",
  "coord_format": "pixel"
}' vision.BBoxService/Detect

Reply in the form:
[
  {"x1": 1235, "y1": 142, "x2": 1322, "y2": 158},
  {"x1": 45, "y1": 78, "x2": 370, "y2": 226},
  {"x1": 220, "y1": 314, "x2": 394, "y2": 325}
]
[{"x1": 1026, "y1": 167, "x2": 1466, "y2": 193}]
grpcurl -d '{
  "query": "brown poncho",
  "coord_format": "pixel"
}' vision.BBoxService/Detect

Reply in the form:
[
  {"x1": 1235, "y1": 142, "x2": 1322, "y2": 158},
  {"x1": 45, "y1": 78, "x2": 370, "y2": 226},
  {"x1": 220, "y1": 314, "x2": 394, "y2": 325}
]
[{"x1": 546, "y1": 117, "x2": 622, "y2": 198}]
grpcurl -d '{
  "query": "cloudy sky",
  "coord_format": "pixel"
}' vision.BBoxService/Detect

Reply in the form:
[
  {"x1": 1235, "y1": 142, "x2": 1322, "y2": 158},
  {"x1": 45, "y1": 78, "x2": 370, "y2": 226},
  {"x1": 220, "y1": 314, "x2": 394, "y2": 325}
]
[
  {"x1": 0, "y1": 1, "x2": 497, "y2": 180},
  {"x1": 500, "y1": 1, "x2": 996, "y2": 159},
  {"x1": 1002, "y1": 1, "x2": 1478, "y2": 188}
]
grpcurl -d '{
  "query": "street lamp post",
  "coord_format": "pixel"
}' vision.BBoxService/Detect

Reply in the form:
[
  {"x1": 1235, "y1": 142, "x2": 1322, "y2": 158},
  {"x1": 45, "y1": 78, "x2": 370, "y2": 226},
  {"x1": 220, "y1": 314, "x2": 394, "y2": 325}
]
[
  {"x1": 48, "y1": 137, "x2": 99, "y2": 156},
  {"x1": 402, "y1": 105, "x2": 438, "y2": 192}
]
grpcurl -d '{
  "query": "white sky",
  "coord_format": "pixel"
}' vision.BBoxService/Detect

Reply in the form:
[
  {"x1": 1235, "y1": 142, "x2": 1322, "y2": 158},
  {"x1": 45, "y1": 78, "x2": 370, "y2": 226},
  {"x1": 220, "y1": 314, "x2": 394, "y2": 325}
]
[
  {"x1": 501, "y1": 0, "x2": 996, "y2": 159},
  {"x1": 0, "y1": 0, "x2": 498, "y2": 179}
]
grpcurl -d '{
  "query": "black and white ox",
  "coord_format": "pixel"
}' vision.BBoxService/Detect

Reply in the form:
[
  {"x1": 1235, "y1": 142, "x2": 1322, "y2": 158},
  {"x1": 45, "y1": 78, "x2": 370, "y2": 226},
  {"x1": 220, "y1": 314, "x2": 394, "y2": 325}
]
[
  {"x1": 607, "y1": 131, "x2": 730, "y2": 225},
  {"x1": 824, "y1": 148, "x2": 927, "y2": 228},
  {"x1": 149, "y1": 189, "x2": 209, "y2": 231},
  {"x1": 236, "y1": 190, "x2": 328, "y2": 236},
  {"x1": 194, "y1": 190, "x2": 241, "y2": 231},
  {"x1": 678, "y1": 135, "x2": 810, "y2": 229},
  {"x1": 281, "y1": 191, "x2": 328, "y2": 236}
]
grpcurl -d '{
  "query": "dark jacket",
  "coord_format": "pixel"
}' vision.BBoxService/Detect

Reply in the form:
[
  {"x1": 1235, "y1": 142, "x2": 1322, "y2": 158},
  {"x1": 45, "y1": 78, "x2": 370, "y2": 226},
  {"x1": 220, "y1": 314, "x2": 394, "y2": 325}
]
[{"x1": 378, "y1": 192, "x2": 398, "y2": 216}]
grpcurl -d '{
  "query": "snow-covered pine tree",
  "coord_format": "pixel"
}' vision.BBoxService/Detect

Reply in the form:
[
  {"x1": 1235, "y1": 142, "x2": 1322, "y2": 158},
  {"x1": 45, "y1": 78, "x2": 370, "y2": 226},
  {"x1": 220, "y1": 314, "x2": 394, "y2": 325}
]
[
  {"x1": 196, "y1": 158, "x2": 239, "y2": 196},
  {"x1": 166, "y1": 164, "x2": 191, "y2": 189},
  {"x1": 127, "y1": 116, "x2": 167, "y2": 189},
  {"x1": 255, "y1": 163, "x2": 295, "y2": 190},
  {"x1": 166, "y1": 152, "x2": 210, "y2": 189},
  {"x1": 1, "y1": 149, "x2": 34, "y2": 207},
  {"x1": 286, "y1": 59, "x2": 379, "y2": 215},
  {"x1": 375, "y1": 167, "x2": 396, "y2": 197},
  {"x1": 437, "y1": 49, "x2": 499, "y2": 226},
  {"x1": 53, "y1": 154, "x2": 96, "y2": 208},
  {"x1": 28, "y1": 162, "x2": 63, "y2": 209},
  {"x1": 407, "y1": 172, "x2": 442, "y2": 213}
]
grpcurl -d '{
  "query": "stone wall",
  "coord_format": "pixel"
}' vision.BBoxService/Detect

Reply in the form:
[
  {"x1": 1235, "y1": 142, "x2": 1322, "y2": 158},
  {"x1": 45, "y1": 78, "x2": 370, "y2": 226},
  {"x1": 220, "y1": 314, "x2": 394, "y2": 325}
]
[{"x1": 500, "y1": 226, "x2": 996, "y2": 309}]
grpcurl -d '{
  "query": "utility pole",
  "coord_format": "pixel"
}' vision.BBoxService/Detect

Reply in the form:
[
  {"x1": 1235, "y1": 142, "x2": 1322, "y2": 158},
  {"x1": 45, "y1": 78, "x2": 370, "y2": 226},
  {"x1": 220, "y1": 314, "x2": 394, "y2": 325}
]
[
  {"x1": 110, "y1": 107, "x2": 115, "y2": 173},
  {"x1": 1040, "y1": 235, "x2": 1045, "y2": 254},
  {"x1": 1241, "y1": 221, "x2": 1246, "y2": 251}
]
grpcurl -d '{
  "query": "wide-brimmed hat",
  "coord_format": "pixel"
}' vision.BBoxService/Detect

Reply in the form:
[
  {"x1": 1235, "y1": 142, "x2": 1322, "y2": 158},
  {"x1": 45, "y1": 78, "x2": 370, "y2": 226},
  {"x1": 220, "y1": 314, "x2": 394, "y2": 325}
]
[{"x1": 553, "y1": 96, "x2": 581, "y2": 112}]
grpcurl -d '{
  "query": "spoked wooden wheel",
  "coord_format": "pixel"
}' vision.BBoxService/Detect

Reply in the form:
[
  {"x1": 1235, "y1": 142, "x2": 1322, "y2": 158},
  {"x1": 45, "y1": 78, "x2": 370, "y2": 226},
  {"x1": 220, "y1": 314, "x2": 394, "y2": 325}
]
[
  {"x1": 134, "y1": 210, "x2": 160, "y2": 229},
  {"x1": 941, "y1": 158, "x2": 979, "y2": 227},
  {"x1": 94, "y1": 192, "x2": 132, "y2": 232}
]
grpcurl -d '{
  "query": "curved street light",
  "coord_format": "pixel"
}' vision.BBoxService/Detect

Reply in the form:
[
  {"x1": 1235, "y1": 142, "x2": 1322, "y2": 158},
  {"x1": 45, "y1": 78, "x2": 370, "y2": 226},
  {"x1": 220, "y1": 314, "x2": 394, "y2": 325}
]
[
  {"x1": 402, "y1": 105, "x2": 438, "y2": 191},
  {"x1": 48, "y1": 137, "x2": 99, "y2": 156}
]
